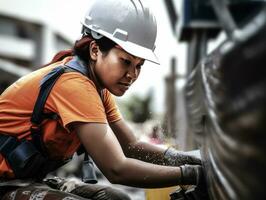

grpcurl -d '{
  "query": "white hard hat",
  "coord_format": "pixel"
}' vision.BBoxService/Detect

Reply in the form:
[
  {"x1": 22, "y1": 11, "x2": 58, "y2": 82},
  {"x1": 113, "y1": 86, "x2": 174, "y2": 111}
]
[{"x1": 81, "y1": 0, "x2": 159, "y2": 64}]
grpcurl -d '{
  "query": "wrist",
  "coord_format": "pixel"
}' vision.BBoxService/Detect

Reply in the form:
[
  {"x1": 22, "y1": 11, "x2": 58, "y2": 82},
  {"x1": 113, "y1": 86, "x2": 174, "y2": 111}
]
[
  {"x1": 163, "y1": 147, "x2": 177, "y2": 166},
  {"x1": 180, "y1": 164, "x2": 202, "y2": 185},
  {"x1": 164, "y1": 147, "x2": 202, "y2": 166}
]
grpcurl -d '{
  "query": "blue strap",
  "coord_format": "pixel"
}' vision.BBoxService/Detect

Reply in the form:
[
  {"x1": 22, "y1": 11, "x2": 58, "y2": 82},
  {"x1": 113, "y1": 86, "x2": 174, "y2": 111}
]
[
  {"x1": 32, "y1": 67, "x2": 65, "y2": 125},
  {"x1": 0, "y1": 57, "x2": 98, "y2": 180},
  {"x1": 64, "y1": 56, "x2": 88, "y2": 76},
  {"x1": 0, "y1": 134, "x2": 19, "y2": 157},
  {"x1": 30, "y1": 57, "x2": 89, "y2": 155},
  {"x1": 32, "y1": 56, "x2": 88, "y2": 125}
]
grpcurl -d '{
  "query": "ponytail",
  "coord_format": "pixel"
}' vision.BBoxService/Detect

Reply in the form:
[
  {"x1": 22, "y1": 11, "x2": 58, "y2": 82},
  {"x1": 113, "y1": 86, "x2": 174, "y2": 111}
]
[
  {"x1": 44, "y1": 33, "x2": 116, "y2": 67},
  {"x1": 43, "y1": 49, "x2": 73, "y2": 67}
]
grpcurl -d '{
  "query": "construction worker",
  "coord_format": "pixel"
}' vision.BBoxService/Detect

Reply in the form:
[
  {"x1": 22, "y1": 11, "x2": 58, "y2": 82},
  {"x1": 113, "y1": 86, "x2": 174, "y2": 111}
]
[{"x1": 0, "y1": 0, "x2": 203, "y2": 199}]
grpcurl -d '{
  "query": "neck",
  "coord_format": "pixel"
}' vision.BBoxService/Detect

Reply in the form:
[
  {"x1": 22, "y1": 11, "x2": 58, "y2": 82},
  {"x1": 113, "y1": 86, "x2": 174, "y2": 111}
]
[
  {"x1": 76, "y1": 56, "x2": 103, "y2": 96},
  {"x1": 87, "y1": 61, "x2": 104, "y2": 95}
]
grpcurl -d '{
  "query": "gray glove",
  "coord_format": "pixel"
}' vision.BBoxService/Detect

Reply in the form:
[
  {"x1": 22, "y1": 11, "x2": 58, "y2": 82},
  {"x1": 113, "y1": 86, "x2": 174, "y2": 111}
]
[
  {"x1": 164, "y1": 147, "x2": 202, "y2": 166},
  {"x1": 180, "y1": 164, "x2": 203, "y2": 186}
]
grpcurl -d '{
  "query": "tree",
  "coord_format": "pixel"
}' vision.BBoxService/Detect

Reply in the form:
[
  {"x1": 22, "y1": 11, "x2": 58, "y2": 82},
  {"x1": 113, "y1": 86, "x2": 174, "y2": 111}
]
[{"x1": 124, "y1": 90, "x2": 154, "y2": 123}]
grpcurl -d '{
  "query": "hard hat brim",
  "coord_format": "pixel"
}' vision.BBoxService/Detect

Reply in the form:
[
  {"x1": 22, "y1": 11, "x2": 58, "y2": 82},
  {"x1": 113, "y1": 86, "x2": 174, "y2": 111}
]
[
  {"x1": 116, "y1": 39, "x2": 160, "y2": 65},
  {"x1": 82, "y1": 24, "x2": 160, "y2": 65},
  {"x1": 96, "y1": 29, "x2": 160, "y2": 65}
]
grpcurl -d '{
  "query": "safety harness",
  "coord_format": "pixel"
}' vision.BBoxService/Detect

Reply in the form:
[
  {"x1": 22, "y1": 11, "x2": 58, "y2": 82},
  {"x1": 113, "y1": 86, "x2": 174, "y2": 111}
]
[{"x1": 0, "y1": 57, "x2": 98, "y2": 182}]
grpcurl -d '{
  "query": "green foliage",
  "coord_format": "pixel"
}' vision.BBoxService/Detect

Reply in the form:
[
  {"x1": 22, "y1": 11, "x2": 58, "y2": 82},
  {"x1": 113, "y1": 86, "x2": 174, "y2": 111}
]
[{"x1": 122, "y1": 90, "x2": 154, "y2": 123}]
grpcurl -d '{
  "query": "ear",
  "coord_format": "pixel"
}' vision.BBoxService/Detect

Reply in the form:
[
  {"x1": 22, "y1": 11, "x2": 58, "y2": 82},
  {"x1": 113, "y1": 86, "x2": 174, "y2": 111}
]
[{"x1": 89, "y1": 40, "x2": 99, "y2": 61}]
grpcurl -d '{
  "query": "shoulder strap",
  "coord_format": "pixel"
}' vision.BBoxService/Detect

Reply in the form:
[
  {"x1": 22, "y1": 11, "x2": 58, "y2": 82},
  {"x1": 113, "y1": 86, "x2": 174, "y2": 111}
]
[
  {"x1": 30, "y1": 57, "x2": 98, "y2": 183},
  {"x1": 30, "y1": 66, "x2": 71, "y2": 154},
  {"x1": 31, "y1": 56, "x2": 89, "y2": 126},
  {"x1": 30, "y1": 57, "x2": 89, "y2": 154},
  {"x1": 31, "y1": 66, "x2": 65, "y2": 125}
]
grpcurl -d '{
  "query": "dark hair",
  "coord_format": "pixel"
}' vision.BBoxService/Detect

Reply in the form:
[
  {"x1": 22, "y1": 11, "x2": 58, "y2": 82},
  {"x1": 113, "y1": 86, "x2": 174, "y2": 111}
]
[
  {"x1": 74, "y1": 34, "x2": 117, "y2": 64},
  {"x1": 45, "y1": 32, "x2": 116, "y2": 66}
]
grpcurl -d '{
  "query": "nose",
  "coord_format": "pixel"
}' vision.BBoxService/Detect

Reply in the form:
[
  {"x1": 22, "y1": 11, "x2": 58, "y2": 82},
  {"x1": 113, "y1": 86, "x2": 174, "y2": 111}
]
[{"x1": 126, "y1": 66, "x2": 138, "y2": 80}]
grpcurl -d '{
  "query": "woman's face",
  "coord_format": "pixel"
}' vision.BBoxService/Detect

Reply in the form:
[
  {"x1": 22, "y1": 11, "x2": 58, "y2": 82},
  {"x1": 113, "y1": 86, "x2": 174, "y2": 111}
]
[{"x1": 93, "y1": 45, "x2": 144, "y2": 96}]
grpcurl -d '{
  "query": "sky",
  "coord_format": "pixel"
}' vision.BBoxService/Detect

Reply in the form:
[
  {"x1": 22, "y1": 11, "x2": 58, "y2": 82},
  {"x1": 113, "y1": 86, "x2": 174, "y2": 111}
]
[{"x1": 0, "y1": 0, "x2": 187, "y2": 114}]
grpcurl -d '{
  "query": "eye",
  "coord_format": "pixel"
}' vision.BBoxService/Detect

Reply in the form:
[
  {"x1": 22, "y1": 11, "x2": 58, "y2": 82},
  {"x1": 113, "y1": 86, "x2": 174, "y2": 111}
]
[
  {"x1": 122, "y1": 58, "x2": 131, "y2": 66},
  {"x1": 136, "y1": 64, "x2": 142, "y2": 70}
]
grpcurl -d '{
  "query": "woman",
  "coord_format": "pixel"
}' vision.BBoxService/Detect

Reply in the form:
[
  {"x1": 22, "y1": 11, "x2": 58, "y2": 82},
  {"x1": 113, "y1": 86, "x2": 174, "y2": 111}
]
[{"x1": 0, "y1": 0, "x2": 203, "y2": 199}]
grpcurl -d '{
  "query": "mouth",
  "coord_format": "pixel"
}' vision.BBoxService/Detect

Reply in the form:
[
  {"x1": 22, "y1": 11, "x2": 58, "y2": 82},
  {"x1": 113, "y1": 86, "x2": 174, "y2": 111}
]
[{"x1": 118, "y1": 82, "x2": 131, "y2": 90}]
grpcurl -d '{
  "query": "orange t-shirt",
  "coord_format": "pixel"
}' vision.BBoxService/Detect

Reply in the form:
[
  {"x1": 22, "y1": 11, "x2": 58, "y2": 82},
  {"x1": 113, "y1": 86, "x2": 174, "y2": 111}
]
[{"x1": 0, "y1": 56, "x2": 121, "y2": 178}]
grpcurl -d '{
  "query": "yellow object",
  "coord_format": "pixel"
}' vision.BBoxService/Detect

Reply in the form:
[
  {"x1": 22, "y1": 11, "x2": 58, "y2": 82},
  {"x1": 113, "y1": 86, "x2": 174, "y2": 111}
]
[{"x1": 145, "y1": 186, "x2": 179, "y2": 200}]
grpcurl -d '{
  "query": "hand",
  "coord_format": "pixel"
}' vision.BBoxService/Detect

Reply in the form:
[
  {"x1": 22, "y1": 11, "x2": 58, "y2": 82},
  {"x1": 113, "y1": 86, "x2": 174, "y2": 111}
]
[
  {"x1": 179, "y1": 164, "x2": 210, "y2": 199},
  {"x1": 180, "y1": 164, "x2": 203, "y2": 186},
  {"x1": 164, "y1": 147, "x2": 202, "y2": 166}
]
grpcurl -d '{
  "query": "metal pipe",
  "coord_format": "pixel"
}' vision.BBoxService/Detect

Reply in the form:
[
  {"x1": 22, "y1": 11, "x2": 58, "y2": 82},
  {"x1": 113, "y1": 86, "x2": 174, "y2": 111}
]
[{"x1": 210, "y1": 0, "x2": 237, "y2": 40}]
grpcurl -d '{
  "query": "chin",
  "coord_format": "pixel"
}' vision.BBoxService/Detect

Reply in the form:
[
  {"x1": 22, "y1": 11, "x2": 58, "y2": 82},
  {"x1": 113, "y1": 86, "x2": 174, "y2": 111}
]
[
  {"x1": 115, "y1": 91, "x2": 126, "y2": 97},
  {"x1": 109, "y1": 89, "x2": 126, "y2": 97}
]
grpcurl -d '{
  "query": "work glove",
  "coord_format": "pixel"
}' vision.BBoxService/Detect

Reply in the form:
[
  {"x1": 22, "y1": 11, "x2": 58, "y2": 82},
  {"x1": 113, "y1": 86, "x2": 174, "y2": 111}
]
[
  {"x1": 179, "y1": 164, "x2": 204, "y2": 186},
  {"x1": 169, "y1": 164, "x2": 208, "y2": 199},
  {"x1": 178, "y1": 164, "x2": 210, "y2": 199},
  {"x1": 164, "y1": 147, "x2": 202, "y2": 166}
]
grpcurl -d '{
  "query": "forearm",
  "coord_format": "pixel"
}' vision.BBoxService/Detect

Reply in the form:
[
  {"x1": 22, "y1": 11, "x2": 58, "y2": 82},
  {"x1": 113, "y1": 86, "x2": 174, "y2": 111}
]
[
  {"x1": 110, "y1": 120, "x2": 168, "y2": 165},
  {"x1": 76, "y1": 122, "x2": 202, "y2": 189},
  {"x1": 125, "y1": 141, "x2": 201, "y2": 166},
  {"x1": 124, "y1": 141, "x2": 167, "y2": 165},
  {"x1": 110, "y1": 157, "x2": 182, "y2": 188}
]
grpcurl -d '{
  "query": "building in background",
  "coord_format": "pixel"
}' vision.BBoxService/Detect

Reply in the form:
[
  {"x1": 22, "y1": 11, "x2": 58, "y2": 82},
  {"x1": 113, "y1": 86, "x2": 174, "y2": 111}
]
[{"x1": 0, "y1": 5, "x2": 72, "y2": 93}]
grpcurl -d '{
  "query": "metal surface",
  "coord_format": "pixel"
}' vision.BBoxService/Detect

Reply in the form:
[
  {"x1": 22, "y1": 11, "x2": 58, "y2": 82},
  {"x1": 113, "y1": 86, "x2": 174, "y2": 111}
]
[
  {"x1": 185, "y1": 6, "x2": 266, "y2": 200},
  {"x1": 210, "y1": 0, "x2": 266, "y2": 41},
  {"x1": 210, "y1": 0, "x2": 237, "y2": 40},
  {"x1": 177, "y1": 0, "x2": 221, "y2": 42}
]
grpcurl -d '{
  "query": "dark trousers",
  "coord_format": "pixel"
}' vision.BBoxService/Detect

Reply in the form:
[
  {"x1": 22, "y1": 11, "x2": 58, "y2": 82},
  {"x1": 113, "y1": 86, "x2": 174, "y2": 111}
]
[{"x1": 0, "y1": 183, "x2": 131, "y2": 200}]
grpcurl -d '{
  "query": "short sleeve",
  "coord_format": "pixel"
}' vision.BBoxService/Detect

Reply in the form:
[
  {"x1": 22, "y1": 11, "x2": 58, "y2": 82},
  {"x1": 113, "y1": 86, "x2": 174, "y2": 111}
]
[{"x1": 46, "y1": 72, "x2": 107, "y2": 128}]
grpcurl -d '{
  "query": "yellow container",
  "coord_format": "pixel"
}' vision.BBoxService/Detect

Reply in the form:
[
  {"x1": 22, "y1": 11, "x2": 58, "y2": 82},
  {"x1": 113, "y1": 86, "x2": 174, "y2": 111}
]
[{"x1": 145, "y1": 186, "x2": 179, "y2": 200}]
